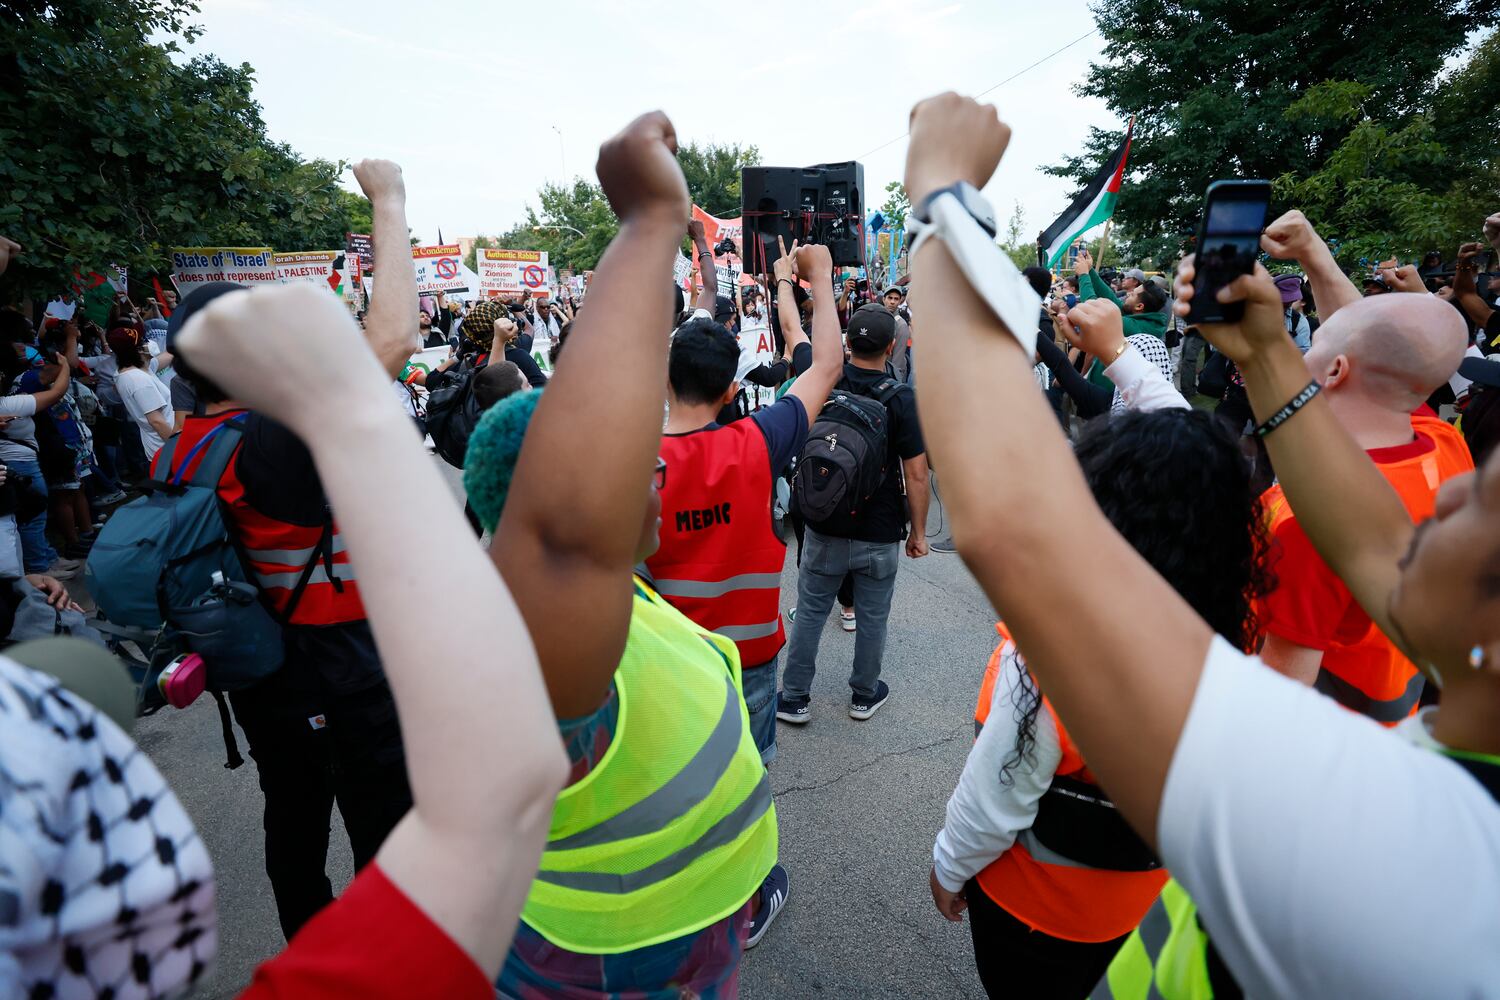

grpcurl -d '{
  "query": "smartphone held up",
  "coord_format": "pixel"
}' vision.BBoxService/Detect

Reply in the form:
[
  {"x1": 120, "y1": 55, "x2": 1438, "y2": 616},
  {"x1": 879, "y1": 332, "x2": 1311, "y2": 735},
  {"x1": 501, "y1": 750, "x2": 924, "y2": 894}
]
[{"x1": 1186, "y1": 179, "x2": 1271, "y2": 325}]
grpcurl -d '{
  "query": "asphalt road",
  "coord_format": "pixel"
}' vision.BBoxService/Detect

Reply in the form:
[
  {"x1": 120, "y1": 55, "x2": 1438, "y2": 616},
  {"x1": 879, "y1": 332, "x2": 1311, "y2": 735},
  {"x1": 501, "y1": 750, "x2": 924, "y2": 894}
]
[{"x1": 132, "y1": 464, "x2": 996, "y2": 998}]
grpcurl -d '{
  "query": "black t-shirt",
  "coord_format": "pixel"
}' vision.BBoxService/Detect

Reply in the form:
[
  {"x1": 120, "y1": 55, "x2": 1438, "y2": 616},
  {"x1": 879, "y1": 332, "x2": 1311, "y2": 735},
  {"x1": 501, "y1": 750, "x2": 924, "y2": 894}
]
[
  {"x1": 505, "y1": 345, "x2": 547, "y2": 388},
  {"x1": 809, "y1": 363, "x2": 925, "y2": 544},
  {"x1": 235, "y1": 413, "x2": 382, "y2": 695}
]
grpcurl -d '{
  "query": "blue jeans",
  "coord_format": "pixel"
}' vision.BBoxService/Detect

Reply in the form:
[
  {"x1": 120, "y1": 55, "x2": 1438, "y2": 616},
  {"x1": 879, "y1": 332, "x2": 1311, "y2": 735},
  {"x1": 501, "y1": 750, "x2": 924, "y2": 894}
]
[
  {"x1": 741, "y1": 658, "x2": 778, "y2": 765},
  {"x1": 782, "y1": 530, "x2": 900, "y2": 702},
  {"x1": 7, "y1": 457, "x2": 57, "y2": 573}
]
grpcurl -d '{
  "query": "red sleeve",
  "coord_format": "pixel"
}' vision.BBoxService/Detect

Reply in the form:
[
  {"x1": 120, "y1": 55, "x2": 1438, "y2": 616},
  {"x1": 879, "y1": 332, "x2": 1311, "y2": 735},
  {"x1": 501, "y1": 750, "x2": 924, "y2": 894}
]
[
  {"x1": 240, "y1": 863, "x2": 491, "y2": 1000},
  {"x1": 1260, "y1": 515, "x2": 1353, "y2": 651}
]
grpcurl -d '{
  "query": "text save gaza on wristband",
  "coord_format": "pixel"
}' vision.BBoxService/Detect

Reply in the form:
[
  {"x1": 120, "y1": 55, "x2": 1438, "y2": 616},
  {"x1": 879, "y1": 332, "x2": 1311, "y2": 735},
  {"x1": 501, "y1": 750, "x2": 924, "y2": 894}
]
[{"x1": 1254, "y1": 379, "x2": 1321, "y2": 438}]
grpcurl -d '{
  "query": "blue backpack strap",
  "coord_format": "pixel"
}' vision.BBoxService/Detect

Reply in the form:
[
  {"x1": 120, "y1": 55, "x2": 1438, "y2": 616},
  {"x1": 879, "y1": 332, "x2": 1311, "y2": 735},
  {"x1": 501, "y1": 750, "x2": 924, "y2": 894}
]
[{"x1": 170, "y1": 413, "x2": 248, "y2": 488}]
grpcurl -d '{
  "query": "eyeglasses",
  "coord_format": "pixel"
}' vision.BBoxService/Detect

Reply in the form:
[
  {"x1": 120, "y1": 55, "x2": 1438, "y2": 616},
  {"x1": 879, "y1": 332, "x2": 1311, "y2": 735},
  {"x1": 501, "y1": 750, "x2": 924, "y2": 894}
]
[{"x1": 653, "y1": 458, "x2": 667, "y2": 491}]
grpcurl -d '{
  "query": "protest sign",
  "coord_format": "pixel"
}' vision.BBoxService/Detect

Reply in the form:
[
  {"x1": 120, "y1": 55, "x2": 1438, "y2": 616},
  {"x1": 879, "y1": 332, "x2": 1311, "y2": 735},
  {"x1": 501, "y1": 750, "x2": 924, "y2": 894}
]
[
  {"x1": 274, "y1": 251, "x2": 344, "y2": 293},
  {"x1": 346, "y1": 233, "x2": 374, "y2": 275},
  {"x1": 413, "y1": 244, "x2": 468, "y2": 294},
  {"x1": 735, "y1": 316, "x2": 778, "y2": 409},
  {"x1": 673, "y1": 251, "x2": 693, "y2": 288},
  {"x1": 476, "y1": 248, "x2": 551, "y2": 299},
  {"x1": 172, "y1": 248, "x2": 277, "y2": 290}
]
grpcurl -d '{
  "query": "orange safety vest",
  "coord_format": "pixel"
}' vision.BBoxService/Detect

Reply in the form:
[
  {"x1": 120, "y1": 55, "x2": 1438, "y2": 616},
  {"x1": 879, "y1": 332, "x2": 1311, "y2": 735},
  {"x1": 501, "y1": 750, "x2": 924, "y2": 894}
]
[
  {"x1": 157, "y1": 411, "x2": 367, "y2": 626},
  {"x1": 646, "y1": 419, "x2": 787, "y2": 667},
  {"x1": 972, "y1": 623, "x2": 1169, "y2": 943},
  {"x1": 1261, "y1": 418, "x2": 1472, "y2": 725}
]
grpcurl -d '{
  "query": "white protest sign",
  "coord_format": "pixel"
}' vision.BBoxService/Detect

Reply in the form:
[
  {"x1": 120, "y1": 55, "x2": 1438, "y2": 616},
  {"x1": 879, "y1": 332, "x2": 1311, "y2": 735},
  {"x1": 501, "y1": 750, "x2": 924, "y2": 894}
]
[
  {"x1": 172, "y1": 247, "x2": 276, "y2": 290},
  {"x1": 413, "y1": 244, "x2": 468, "y2": 294},
  {"x1": 736, "y1": 316, "x2": 778, "y2": 409},
  {"x1": 274, "y1": 251, "x2": 344, "y2": 293},
  {"x1": 476, "y1": 248, "x2": 551, "y2": 299}
]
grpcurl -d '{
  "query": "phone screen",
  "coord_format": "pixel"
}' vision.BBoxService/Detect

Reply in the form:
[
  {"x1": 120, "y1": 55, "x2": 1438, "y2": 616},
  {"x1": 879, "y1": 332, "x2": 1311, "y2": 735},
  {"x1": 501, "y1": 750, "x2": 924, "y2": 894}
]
[{"x1": 1188, "y1": 181, "x2": 1271, "y2": 324}]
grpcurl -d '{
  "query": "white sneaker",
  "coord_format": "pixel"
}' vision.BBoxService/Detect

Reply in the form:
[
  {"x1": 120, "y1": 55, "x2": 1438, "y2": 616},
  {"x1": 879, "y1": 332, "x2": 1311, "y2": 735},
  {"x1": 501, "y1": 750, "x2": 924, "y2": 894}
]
[{"x1": 840, "y1": 610, "x2": 856, "y2": 632}]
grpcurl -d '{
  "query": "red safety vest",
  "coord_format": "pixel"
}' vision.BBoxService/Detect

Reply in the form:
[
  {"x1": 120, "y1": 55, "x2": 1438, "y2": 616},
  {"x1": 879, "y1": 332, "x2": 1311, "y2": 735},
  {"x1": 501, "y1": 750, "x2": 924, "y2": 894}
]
[
  {"x1": 646, "y1": 419, "x2": 786, "y2": 667},
  {"x1": 154, "y1": 411, "x2": 366, "y2": 626},
  {"x1": 973, "y1": 623, "x2": 1168, "y2": 943}
]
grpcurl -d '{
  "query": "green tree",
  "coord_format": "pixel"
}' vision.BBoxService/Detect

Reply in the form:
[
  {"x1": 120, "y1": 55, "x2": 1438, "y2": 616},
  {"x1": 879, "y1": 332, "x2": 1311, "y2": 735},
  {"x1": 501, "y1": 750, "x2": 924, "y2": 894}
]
[
  {"x1": 677, "y1": 141, "x2": 761, "y2": 218},
  {"x1": 879, "y1": 181, "x2": 910, "y2": 233},
  {"x1": 0, "y1": 0, "x2": 360, "y2": 299},
  {"x1": 1048, "y1": 1, "x2": 1497, "y2": 266},
  {"x1": 468, "y1": 179, "x2": 621, "y2": 273},
  {"x1": 997, "y1": 201, "x2": 1039, "y2": 270}
]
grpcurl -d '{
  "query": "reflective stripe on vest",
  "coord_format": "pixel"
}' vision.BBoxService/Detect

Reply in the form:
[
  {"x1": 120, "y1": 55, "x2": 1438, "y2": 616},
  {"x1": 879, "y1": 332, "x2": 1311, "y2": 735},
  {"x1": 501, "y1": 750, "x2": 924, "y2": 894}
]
[
  {"x1": 1094, "y1": 880, "x2": 1215, "y2": 1000},
  {"x1": 253, "y1": 561, "x2": 357, "y2": 592},
  {"x1": 1314, "y1": 664, "x2": 1424, "y2": 723},
  {"x1": 647, "y1": 421, "x2": 788, "y2": 668},
  {"x1": 242, "y1": 536, "x2": 347, "y2": 566},
  {"x1": 521, "y1": 578, "x2": 778, "y2": 954}
]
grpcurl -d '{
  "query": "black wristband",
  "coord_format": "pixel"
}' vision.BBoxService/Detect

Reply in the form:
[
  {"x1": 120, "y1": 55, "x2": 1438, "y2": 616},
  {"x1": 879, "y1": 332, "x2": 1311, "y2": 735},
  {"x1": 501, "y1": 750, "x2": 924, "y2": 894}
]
[{"x1": 1254, "y1": 379, "x2": 1321, "y2": 438}]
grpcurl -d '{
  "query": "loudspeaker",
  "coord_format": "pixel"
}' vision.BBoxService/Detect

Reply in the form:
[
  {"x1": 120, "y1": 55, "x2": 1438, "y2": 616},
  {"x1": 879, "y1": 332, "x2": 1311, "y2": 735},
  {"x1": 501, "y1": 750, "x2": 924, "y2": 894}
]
[
  {"x1": 740, "y1": 167, "x2": 822, "y2": 274},
  {"x1": 809, "y1": 160, "x2": 864, "y2": 267},
  {"x1": 740, "y1": 161, "x2": 866, "y2": 271}
]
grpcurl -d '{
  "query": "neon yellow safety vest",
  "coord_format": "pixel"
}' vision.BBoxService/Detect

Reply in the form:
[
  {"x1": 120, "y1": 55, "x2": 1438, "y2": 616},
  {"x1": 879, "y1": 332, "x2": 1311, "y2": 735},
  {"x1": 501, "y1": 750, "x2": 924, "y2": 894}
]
[
  {"x1": 520, "y1": 577, "x2": 778, "y2": 954},
  {"x1": 1093, "y1": 879, "x2": 1215, "y2": 1000}
]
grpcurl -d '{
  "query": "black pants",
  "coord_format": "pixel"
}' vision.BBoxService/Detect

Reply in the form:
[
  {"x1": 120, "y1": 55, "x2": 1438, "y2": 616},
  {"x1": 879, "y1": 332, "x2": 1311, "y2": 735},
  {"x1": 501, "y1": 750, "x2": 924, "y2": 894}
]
[
  {"x1": 230, "y1": 675, "x2": 413, "y2": 940},
  {"x1": 966, "y1": 880, "x2": 1128, "y2": 1000}
]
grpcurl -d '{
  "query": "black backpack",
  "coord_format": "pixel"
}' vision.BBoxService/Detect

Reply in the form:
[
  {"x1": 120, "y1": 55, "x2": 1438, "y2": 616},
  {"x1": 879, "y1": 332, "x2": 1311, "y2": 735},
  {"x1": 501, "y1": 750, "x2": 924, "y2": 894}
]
[
  {"x1": 425, "y1": 366, "x2": 484, "y2": 468},
  {"x1": 793, "y1": 377, "x2": 904, "y2": 524}
]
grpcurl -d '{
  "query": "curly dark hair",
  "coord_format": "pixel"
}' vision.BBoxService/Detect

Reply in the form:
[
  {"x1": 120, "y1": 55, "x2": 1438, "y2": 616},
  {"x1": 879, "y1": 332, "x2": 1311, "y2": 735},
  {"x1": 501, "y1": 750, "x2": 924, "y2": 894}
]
[{"x1": 1000, "y1": 407, "x2": 1275, "y2": 783}]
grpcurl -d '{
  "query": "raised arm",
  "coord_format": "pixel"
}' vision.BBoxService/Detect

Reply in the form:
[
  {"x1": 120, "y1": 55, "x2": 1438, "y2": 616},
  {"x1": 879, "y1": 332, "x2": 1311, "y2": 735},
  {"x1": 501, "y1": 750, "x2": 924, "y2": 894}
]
[
  {"x1": 177, "y1": 283, "x2": 565, "y2": 980},
  {"x1": 354, "y1": 160, "x2": 420, "y2": 378},
  {"x1": 1173, "y1": 257, "x2": 1416, "y2": 650},
  {"x1": 689, "y1": 217, "x2": 717, "y2": 312},
  {"x1": 905, "y1": 93, "x2": 1211, "y2": 842},
  {"x1": 772, "y1": 236, "x2": 809, "y2": 358},
  {"x1": 784, "y1": 243, "x2": 844, "y2": 416},
  {"x1": 491, "y1": 112, "x2": 691, "y2": 719},
  {"x1": 1260, "y1": 210, "x2": 1360, "y2": 320},
  {"x1": 1455, "y1": 242, "x2": 1496, "y2": 334}
]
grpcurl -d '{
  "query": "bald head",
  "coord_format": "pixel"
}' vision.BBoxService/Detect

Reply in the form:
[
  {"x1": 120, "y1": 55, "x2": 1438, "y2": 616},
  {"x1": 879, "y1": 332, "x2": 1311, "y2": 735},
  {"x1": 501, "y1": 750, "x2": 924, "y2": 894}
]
[{"x1": 1303, "y1": 293, "x2": 1467, "y2": 413}]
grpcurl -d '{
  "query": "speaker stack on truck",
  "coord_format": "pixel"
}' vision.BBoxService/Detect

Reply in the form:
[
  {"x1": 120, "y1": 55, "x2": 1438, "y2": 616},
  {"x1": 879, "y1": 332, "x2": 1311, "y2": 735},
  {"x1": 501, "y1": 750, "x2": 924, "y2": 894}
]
[{"x1": 740, "y1": 161, "x2": 865, "y2": 271}]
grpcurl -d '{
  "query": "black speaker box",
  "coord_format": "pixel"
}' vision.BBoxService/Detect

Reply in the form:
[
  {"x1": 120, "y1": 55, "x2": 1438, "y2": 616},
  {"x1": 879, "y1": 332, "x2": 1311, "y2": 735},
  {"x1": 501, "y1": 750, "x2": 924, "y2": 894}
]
[{"x1": 741, "y1": 161, "x2": 865, "y2": 271}]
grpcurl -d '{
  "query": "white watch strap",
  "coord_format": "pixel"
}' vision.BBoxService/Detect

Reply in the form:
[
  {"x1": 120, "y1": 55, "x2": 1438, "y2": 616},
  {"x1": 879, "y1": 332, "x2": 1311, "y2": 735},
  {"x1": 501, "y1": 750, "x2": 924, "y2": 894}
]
[{"x1": 911, "y1": 192, "x2": 1041, "y2": 357}]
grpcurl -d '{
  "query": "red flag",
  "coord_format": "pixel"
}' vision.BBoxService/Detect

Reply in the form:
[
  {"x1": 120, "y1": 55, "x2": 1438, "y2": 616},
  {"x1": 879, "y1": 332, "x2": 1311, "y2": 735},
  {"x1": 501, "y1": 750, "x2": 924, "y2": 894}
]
[{"x1": 152, "y1": 276, "x2": 173, "y2": 318}]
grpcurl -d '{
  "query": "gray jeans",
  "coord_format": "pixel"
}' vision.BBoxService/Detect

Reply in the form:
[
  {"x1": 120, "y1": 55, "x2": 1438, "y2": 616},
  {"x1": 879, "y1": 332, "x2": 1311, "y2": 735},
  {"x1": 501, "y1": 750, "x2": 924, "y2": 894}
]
[
  {"x1": 782, "y1": 529, "x2": 900, "y2": 701},
  {"x1": 1178, "y1": 331, "x2": 1208, "y2": 397}
]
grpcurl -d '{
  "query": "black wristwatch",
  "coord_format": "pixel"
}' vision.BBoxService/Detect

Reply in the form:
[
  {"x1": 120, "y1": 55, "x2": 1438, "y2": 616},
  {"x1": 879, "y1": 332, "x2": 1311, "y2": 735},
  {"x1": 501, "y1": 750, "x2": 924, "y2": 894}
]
[{"x1": 913, "y1": 181, "x2": 997, "y2": 238}]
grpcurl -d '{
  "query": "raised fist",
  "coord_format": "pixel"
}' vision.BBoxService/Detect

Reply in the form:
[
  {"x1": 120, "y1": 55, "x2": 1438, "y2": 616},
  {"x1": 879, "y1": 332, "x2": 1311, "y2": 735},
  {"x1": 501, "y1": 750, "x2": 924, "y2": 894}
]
[
  {"x1": 595, "y1": 111, "x2": 690, "y2": 225},
  {"x1": 177, "y1": 284, "x2": 389, "y2": 436},
  {"x1": 687, "y1": 218, "x2": 707, "y2": 244},
  {"x1": 352, "y1": 159, "x2": 406, "y2": 204},
  {"x1": 1260, "y1": 210, "x2": 1322, "y2": 263},
  {"x1": 1060, "y1": 299, "x2": 1125, "y2": 361},
  {"x1": 793, "y1": 242, "x2": 833, "y2": 283},
  {"x1": 904, "y1": 92, "x2": 1010, "y2": 208}
]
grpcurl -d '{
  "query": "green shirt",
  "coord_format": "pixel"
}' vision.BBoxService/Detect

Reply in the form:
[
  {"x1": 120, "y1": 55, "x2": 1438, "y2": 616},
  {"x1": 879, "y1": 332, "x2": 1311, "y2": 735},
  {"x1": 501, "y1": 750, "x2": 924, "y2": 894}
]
[{"x1": 1076, "y1": 270, "x2": 1168, "y2": 389}]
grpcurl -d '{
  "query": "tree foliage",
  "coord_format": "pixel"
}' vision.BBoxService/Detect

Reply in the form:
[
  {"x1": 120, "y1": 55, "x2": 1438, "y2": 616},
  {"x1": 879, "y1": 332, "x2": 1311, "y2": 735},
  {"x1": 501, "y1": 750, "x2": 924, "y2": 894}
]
[
  {"x1": 0, "y1": 0, "x2": 361, "y2": 299},
  {"x1": 469, "y1": 142, "x2": 763, "y2": 273},
  {"x1": 878, "y1": 181, "x2": 910, "y2": 234},
  {"x1": 1049, "y1": 1, "x2": 1498, "y2": 267}
]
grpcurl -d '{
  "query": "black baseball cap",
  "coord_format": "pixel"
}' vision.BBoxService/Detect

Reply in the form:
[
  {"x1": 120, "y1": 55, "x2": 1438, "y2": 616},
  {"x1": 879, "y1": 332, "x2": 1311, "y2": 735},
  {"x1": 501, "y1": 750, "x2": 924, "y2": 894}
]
[
  {"x1": 847, "y1": 303, "x2": 896, "y2": 352},
  {"x1": 713, "y1": 295, "x2": 736, "y2": 324},
  {"x1": 166, "y1": 281, "x2": 246, "y2": 352}
]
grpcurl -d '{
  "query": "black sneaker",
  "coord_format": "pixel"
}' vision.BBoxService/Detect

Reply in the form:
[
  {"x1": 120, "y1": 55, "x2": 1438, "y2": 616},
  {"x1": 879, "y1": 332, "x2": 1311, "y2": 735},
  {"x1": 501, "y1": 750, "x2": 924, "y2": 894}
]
[
  {"x1": 746, "y1": 863, "x2": 788, "y2": 949},
  {"x1": 849, "y1": 680, "x2": 890, "y2": 720},
  {"x1": 930, "y1": 536, "x2": 959, "y2": 553},
  {"x1": 775, "y1": 692, "x2": 811, "y2": 725}
]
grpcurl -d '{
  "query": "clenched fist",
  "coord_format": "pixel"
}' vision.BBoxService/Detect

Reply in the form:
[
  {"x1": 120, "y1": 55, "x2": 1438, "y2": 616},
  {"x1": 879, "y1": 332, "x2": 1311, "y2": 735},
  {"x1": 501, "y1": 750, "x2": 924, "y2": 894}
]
[
  {"x1": 904, "y1": 93, "x2": 1010, "y2": 208},
  {"x1": 596, "y1": 112, "x2": 690, "y2": 226},
  {"x1": 1260, "y1": 210, "x2": 1323, "y2": 263},
  {"x1": 352, "y1": 159, "x2": 406, "y2": 205}
]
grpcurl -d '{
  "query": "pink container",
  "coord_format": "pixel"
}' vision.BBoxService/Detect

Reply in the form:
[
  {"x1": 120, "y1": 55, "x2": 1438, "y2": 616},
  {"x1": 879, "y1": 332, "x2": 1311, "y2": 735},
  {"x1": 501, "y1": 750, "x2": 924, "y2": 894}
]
[{"x1": 158, "y1": 653, "x2": 207, "y2": 709}]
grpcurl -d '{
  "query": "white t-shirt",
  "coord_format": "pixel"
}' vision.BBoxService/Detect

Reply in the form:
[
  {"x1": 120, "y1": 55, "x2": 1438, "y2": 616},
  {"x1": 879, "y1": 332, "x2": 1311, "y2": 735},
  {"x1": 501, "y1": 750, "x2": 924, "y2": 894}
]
[
  {"x1": 115, "y1": 367, "x2": 172, "y2": 459},
  {"x1": 1161, "y1": 637, "x2": 1500, "y2": 998}
]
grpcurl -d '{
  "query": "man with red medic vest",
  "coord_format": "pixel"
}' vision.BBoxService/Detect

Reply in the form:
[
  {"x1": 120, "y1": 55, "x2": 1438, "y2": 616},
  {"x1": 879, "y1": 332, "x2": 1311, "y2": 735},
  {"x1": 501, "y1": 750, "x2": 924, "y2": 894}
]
[
  {"x1": 644, "y1": 236, "x2": 845, "y2": 946},
  {"x1": 157, "y1": 160, "x2": 422, "y2": 942}
]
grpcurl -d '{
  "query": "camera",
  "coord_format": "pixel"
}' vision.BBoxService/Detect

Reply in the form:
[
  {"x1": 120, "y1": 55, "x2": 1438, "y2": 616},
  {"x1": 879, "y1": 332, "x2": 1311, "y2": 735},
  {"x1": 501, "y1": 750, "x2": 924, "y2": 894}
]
[{"x1": 713, "y1": 237, "x2": 736, "y2": 257}]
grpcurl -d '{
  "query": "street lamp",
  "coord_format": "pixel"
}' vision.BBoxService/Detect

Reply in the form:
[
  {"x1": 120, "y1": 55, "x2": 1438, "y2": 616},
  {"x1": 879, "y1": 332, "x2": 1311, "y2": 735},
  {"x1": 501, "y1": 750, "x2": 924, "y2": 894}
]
[{"x1": 532, "y1": 224, "x2": 584, "y2": 238}]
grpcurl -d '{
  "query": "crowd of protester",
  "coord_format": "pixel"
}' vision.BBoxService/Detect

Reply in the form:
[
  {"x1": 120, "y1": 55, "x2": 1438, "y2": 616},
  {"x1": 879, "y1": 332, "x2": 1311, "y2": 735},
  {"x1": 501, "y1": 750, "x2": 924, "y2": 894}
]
[{"x1": 0, "y1": 90, "x2": 1498, "y2": 1000}]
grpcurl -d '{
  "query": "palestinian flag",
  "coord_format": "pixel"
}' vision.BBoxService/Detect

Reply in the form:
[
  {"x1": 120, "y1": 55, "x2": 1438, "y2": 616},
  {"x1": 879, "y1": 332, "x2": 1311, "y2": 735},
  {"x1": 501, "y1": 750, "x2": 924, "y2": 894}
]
[{"x1": 1039, "y1": 119, "x2": 1133, "y2": 271}]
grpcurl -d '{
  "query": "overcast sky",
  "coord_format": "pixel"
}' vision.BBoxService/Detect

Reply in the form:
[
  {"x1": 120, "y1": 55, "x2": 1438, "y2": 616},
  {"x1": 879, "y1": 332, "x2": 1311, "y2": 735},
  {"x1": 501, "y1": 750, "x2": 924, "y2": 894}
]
[{"x1": 190, "y1": 0, "x2": 1120, "y2": 244}]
